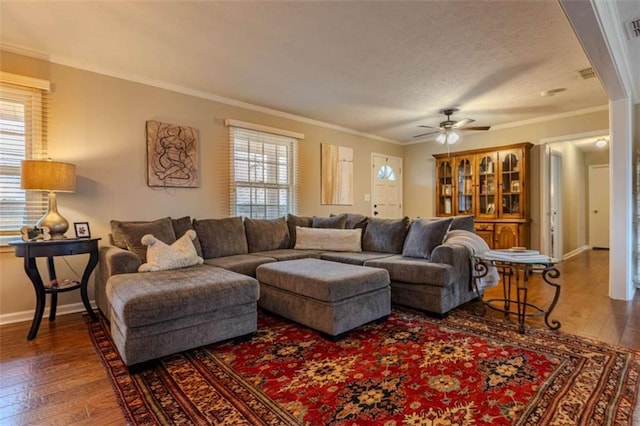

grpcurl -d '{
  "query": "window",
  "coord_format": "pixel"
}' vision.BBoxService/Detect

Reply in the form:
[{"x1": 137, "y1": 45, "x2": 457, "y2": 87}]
[
  {"x1": 0, "y1": 74, "x2": 49, "y2": 238},
  {"x1": 228, "y1": 122, "x2": 301, "y2": 219}
]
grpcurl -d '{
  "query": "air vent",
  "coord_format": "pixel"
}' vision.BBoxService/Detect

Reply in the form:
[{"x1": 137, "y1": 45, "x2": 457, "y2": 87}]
[
  {"x1": 578, "y1": 67, "x2": 596, "y2": 80},
  {"x1": 625, "y1": 18, "x2": 640, "y2": 39}
]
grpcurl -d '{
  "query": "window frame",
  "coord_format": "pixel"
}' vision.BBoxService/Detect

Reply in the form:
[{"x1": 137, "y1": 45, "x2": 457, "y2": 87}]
[
  {"x1": 0, "y1": 73, "x2": 49, "y2": 241},
  {"x1": 228, "y1": 124, "x2": 300, "y2": 219}
]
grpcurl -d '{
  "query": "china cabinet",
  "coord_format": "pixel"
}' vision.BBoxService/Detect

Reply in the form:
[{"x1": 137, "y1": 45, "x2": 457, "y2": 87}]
[{"x1": 434, "y1": 142, "x2": 532, "y2": 249}]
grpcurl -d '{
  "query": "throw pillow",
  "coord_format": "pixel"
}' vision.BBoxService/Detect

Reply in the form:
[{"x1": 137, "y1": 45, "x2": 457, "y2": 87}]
[
  {"x1": 287, "y1": 214, "x2": 313, "y2": 248},
  {"x1": 110, "y1": 217, "x2": 173, "y2": 250},
  {"x1": 118, "y1": 217, "x2": 177, "y2": 262},
  {"x1": 312, "y1": 214, "x2": 347, "y2": 229},
  {"x1": 192, "y1": 217, "x2": 248, "y2": 259},
  {"x1": 402, "y1": 218, "x2": 454, "y2": 259},
  {"x1": 294, "y1": 227, "x2": 362, "y2": 252},
  {"x1": 331, "y1": 213, "x2": 368, "y2": 229},
  {"x1": 362, "y1": 216, "x2": 410, "y2": 253},
  {"x1": 450, "y1": 215, "x2": 476, "y2": 233},
  {"x1": 139, "y1": 230, "x2": 203, "y2": 272},
  {"x1": 171, "y1": 216, "x2": 203, "y2": 257},
  {"x1": 244, "y1": 217, "x2": 290, "y2": 253}
]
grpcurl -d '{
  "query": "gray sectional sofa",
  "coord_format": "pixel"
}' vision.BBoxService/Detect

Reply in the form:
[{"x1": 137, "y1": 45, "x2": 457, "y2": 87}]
[{"x1": 95, "y1": 213, "x2": 477, "y2": 366}]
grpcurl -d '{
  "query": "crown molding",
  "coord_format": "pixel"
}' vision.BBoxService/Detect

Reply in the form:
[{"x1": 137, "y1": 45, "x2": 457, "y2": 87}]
[{"x1": 1, "y1": 43, "x2": 400, "y2": 145}]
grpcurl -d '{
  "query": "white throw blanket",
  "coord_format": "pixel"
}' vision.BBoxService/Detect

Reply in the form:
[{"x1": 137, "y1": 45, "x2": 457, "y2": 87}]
[{"x1": 443, "y1": 229, "x2": 500, "y2": 290}]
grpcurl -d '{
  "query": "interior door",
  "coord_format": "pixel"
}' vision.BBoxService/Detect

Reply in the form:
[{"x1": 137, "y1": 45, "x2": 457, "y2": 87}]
[
  {"x1": 588, "y1": 164, "x2": 610, "y2": 249},
  {"x1": 371, "y1": 154, "x2": 403, "y2": 218}
]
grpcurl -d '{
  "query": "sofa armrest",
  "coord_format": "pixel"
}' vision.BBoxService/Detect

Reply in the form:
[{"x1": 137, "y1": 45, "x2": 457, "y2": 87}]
[
  {"x1": 95, "y1": 246, "x2": 141, "y2": 319},
  {"x1": 431, "y1": 243, "x2": 471, "y2": 288}
]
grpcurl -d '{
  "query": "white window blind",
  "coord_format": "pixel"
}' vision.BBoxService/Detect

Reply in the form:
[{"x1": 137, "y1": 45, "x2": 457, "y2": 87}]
[
  {"x1": 229, "y1": 125, "x2": 299, "y2": 219},
  {"x1": 0, "y1": 76, "x2": 49, "y2": 236}
]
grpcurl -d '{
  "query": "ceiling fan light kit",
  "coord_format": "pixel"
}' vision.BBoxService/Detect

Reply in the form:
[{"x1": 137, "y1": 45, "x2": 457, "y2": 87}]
[{"x1": 436, "y1": 131, "x2": 459, "y2": 144}]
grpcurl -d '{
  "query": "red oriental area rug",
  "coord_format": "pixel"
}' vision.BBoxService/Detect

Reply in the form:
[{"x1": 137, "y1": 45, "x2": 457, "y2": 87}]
[{"x1": 87, "y1": 308, "x2": 640, "y2": 425}]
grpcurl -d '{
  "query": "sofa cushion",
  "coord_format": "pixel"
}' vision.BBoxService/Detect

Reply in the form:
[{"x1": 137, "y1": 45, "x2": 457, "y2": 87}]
[
  {"x1": 287, "y1": 214, "x2": 313, "y2": 248},
  {"x1": 295, "y1": 227, "x2": 362, "y2": 252},
  {"x1": 244, "y1": 217, "x2": 290, "y2": 253},
  {"x1": 117, "y1": 217, "x2": 177, "y2": 262},
  {"x1": 364, "y1": 255, "x2": 453, "y2": 287},
  {"x1": 362, "y1": 216, "x2": 410, "y2": 254},
  {"x1": 139, "y1": 230, "x2": 203, "y2": 272},
  {"x1": 320, "y1": 251, "x2": 394, "y2": 265},
  {"x1": 450, "y1": 215, "x2": 475, "y2": 233},
  {"x1": 193, "y1": 217, "x2": 248, "y2": 259},
  {"x1": 402, "y1": 218, "x2": 453, "y2": 259},
  {"x1": 107, "y1": 264, "x2": 259, "y2": 328},
  {"x1": 251, "y1": 249, "x2": 322, "y2": 261},
  {"x1": 312, "y1": 214, "x2": 347, "y2": 229},
  {"x1": 204, "y1": 254, "x2": 276, "y2": 277},
  {"x1": 171, "y1": 216, "x2": 203, "y2": 257}
]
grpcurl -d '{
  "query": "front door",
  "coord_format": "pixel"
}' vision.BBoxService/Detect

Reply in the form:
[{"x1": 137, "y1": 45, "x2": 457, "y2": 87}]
[{"x1": 371, "y1": 154, "x2": 403, "y2": 218}]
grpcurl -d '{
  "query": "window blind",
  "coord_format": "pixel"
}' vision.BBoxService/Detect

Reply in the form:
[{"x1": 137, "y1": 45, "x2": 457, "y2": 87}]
[
  {"x1": 0, "y1": 76, "x2": 49, "y2": 236},
  {"x1": 229, "y1": 125, "x2": 299, "y2": 219}
]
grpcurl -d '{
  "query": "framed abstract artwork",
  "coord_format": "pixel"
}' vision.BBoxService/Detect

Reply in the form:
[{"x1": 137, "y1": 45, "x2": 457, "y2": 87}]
[{"x1": 146, "y1": 120, "x2": 200, "y2": 188}]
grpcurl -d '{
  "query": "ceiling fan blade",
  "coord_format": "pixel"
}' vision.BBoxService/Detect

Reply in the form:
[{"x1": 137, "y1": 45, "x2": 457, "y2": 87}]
[
  {"x1": 417, "y1": 125, "x2": 437, "y2": 129},
  {"x1": 459, "y1": 126, "x2": 491, "y2": 131},
  {"x1": 413, "y1": 130, "x2": 440, "y2": 138},
  {"x1": 452, "y1": 118, "x2": 475, "y2": 128}
]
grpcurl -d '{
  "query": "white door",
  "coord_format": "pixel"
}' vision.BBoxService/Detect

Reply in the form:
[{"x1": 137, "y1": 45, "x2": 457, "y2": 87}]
[
  {"x1": 549, "y1": 151, "x2": 563, "y2": 260},
  {"x1": 371, "y1": 154, "x2": 403, "y2": 218},
  {"x1": 588, "y1": 164, "x2": 610, "y2": 248}
]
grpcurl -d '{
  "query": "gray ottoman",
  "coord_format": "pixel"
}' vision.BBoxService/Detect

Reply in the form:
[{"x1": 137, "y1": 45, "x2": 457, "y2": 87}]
[
  {"x1": 107, "y1": 264, "x2": 259, "y2": 366},
  {"x1": 256, "y1": 258, "x2": 391, "y2": 338}
]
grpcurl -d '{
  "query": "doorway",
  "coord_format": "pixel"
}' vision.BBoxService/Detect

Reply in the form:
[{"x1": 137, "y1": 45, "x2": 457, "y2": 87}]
[
  {"x1": 371, "y1": 153, "x2": 403, "y2": 218},
  {"x1": 549, "y1": 151, "x2": 563, "y2": 260}
]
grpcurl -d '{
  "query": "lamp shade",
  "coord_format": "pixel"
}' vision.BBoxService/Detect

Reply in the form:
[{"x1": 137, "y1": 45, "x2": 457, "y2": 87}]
[{"x1": 21, "y1": 160, "x2": 76, "y2": 192}]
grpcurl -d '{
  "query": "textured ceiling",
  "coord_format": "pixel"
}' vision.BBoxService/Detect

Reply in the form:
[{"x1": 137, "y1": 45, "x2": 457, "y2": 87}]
[{"x1": 0, "y1": 1, "x2": 621, "y2": 144}]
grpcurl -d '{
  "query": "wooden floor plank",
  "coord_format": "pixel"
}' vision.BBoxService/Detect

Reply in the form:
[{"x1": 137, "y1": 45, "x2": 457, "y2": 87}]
[{"x1": 0, "y1": 249, "x2": 637, "y2": 424}]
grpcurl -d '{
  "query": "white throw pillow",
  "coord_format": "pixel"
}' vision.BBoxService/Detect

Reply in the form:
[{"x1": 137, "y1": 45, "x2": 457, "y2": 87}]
[
  {"x1": 139, "y1": 230, "x2": 203, "y2": 272},
  {"x1": 294, "y1": 226, "x2": 362, "y2": 252}
]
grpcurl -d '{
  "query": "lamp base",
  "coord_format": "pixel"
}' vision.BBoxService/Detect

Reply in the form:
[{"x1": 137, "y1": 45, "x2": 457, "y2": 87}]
[{"x1": 36, "y1": 192, "x2": 69, "y2": 239}]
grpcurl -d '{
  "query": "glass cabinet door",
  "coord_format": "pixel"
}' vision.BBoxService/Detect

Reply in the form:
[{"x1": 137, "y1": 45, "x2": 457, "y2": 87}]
[
  {"x1": 476, "y1": 153, "x2": 497, "y2": 218},
  {"x1": 456, "y1": 157, "x2": 474, "y2": 215},
  {"x1": 436, "y1": 159, "x2": 454, "y2": 216},
  {"x1": 499, "y1": 149, "x2": 523, "y2": 218}
]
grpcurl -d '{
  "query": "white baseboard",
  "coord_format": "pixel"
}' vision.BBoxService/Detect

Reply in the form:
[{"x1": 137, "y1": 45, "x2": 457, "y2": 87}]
[
  {"x1": 0, "y1": 300, "x2": 98, "y2": 326},
  {"x1": 562, "y1": 245, "x2": 591, "y2": 261}
]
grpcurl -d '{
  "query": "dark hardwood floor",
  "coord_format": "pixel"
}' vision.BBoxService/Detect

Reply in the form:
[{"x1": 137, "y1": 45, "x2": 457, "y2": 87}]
[{"x1": 0, "y1": 249, "x2": 637, "y2": 425}]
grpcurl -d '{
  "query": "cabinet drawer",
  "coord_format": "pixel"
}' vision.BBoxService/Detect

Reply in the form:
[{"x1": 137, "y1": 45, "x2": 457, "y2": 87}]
[{"x1": 474, "y1": 223, "x2": 494, "y2": 232}]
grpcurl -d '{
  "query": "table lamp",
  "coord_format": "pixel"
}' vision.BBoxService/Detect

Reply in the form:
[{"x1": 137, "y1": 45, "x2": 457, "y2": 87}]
[{"x1": 21, "y1": 160, "x2": 76, "y2": 239}]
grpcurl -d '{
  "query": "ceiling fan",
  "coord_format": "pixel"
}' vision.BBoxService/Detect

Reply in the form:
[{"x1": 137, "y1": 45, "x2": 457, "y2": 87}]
[{"x1": 413, "y1": 108, "x2": 491, "y2": 144}]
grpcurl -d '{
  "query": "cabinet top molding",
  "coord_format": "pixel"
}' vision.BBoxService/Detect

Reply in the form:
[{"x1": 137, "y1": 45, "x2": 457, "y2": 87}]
[{"x1": 433, "y1": 142, "x2": 533, "y2": 159}]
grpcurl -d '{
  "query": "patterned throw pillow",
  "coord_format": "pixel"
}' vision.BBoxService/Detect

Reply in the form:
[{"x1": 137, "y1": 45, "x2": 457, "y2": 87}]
[{"x1": 138, "y1": 230, "x2": 203, "y2": 272}]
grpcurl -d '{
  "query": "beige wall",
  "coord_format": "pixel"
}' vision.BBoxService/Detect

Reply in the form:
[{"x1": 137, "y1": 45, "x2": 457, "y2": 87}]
[
  {"x1": 0, "y1": 51, "x2": 403, "y2": 319},
  {"x1": 403, "y1": 110, "x2": 609, "y2": 250}
]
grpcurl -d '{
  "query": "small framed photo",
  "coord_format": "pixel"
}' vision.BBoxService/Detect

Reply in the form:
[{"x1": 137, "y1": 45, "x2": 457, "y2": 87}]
[
  {"x1": 74, "y1": 222, "x2": 91, "y2": 239},
  {"x1": 487, "y1": 203, "x2": 496, "y2": 214},
  {"x1": 511, "y1": 180, "x2": 520, "y2": 193}
]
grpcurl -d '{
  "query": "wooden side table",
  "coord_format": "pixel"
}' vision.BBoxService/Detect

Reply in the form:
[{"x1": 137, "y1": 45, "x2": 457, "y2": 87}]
[{"x1": 9, "y1": 238, "x2": 101, "y2": 340}]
